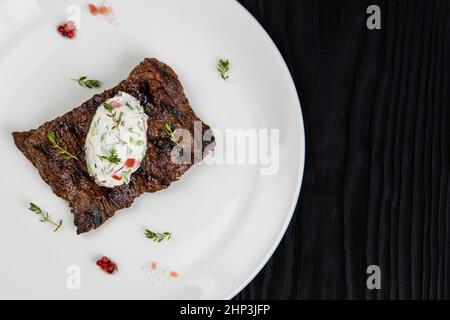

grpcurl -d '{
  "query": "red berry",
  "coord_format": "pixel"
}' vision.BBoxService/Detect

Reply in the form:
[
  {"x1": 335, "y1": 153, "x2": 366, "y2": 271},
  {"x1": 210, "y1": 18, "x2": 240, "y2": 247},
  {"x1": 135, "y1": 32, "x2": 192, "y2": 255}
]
[
  {"x1": 57, "y1": 22, "x2": 76, "y2": 39},
  {"x1": 96, "y1": 256, "x2": 117, "y2": 274},
  {"x1": 64, "y1": 21, "x2": 75, "y2": 32}
]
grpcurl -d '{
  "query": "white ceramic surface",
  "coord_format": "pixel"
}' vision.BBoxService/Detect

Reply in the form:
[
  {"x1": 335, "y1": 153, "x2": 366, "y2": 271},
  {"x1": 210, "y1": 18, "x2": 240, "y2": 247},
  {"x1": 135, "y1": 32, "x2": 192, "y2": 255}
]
[{"x1": 0, "y1": 0, "x2": 304, "y2": 299}]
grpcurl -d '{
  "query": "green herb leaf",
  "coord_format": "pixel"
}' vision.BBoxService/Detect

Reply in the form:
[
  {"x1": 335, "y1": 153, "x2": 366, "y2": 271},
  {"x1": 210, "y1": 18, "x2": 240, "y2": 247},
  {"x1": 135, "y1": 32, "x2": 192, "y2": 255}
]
[
  {"x1": 103, "y1": 102, "x2": 113, "y2": 113},
  {"x1": 112, "y1": 112, "x2": 124, "y2": 129},
  {"x1": 145, "y1": 229, "x2": 172, "y2": 242},
  {"x1": 163, "y1": 123, "x2": 179, "y2": 144},
  {"x1": 217, "y1": 59, "x2": 230, "y2": 80},
  {"x1": 103, "y1": 103, "x2": 123, "y2": 129},
  {"x1": 48, "y1": 131, "x2": 57, "y2": 145},
  {"x1": 129, "y1": 136, "x2": 145, "y2": 146},
  {"x1": 48, "y1": 131, "x2": 78, "y2": 160},
  {"x1": 28, "y1": 202, "x2": 63, "y2": 232},
  {"x1": 72, "y1": 76, "x2": 101, "y2": 89},
  {"x1": 97, "y1": 148, "x2": 121, "y2": 164}
]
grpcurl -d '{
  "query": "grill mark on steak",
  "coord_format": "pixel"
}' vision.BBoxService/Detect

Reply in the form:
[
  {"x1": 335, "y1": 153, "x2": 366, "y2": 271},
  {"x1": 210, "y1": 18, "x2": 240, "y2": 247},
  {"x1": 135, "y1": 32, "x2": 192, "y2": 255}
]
[{"x1": 12, "y1": 58, "x2": 215, "y2": 234}]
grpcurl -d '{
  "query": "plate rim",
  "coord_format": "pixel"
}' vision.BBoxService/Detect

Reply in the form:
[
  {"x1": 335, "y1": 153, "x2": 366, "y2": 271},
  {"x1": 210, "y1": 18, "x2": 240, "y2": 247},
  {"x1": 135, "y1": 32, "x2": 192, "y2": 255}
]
[{"x1": 225, "y1": 0, "x2": 305, "y2": 300}]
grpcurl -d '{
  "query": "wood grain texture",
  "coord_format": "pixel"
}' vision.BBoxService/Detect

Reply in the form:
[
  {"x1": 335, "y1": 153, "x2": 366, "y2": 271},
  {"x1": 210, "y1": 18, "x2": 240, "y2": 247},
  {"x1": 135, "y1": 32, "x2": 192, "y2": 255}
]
[{"x1": 235, "y1": 0, "x2": 450, "y2": 299}]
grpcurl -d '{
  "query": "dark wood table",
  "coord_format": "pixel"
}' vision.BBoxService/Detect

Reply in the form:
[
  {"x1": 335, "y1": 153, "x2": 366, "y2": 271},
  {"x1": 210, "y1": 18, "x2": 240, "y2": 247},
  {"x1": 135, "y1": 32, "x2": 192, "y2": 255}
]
[{"x1": 235, "y1": 0, "x2": 450, "y2": 300}]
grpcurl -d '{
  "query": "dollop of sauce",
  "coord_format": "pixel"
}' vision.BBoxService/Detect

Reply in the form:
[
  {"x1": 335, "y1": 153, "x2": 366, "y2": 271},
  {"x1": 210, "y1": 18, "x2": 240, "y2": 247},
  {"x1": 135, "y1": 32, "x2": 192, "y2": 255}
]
[{"x1": 85, "y1": 92, "x2": 148, "y2": 188}]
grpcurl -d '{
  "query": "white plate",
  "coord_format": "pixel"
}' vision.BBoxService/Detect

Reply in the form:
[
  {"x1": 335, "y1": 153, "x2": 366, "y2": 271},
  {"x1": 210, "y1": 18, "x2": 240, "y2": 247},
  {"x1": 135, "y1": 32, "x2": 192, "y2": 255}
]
[{"x1": 0, "y1": 0, "x2": 304, "y2": 299}]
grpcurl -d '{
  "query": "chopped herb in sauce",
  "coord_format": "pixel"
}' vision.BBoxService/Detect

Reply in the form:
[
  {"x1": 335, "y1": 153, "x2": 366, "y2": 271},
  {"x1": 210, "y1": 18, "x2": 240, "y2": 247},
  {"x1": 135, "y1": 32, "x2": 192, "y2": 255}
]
[{"x1": 97, "y1": 148, "x2": 121, "y2": 164}]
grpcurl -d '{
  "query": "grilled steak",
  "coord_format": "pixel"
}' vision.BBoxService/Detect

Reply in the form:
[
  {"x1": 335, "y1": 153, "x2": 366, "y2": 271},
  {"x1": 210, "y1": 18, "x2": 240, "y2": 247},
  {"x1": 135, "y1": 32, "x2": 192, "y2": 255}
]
[{"x1": 12, "y1": 58, "x2": 215, "y2": 234}]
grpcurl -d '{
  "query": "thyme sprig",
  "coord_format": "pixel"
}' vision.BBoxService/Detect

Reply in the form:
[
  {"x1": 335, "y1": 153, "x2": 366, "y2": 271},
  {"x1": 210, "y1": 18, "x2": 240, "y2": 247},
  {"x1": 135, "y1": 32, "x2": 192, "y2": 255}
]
[
  {"x1": 97, "y1": 148, "x2": 121, "y2": 164},
  {"x1": 217, "y1": 59, "x2": 230, "y2": 80},
  {"x1": 48, "y1": 132, "x2": 78, "y2": 160},
  {"x1": 71, "y1": 76, "x2": 101, "y2": 88},
  {"x1": 28, "y1": 202, "x2": 63, "y2": 232},
  {"x1": 163, "y1": 123, "x2": 179, "y2": 144},
  {"x1": 103, "y1": 103, "x2": 122, "y2": 129},
  {"x1": 145, "y1": 229, "x2": 172, "y2": 242}
]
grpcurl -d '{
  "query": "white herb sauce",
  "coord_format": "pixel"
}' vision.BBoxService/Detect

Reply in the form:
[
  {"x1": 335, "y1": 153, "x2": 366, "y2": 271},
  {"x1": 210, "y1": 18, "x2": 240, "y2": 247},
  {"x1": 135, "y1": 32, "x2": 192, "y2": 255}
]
[{"x1": 85, "y1": 92, "x2": 148, "y2": 188}]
